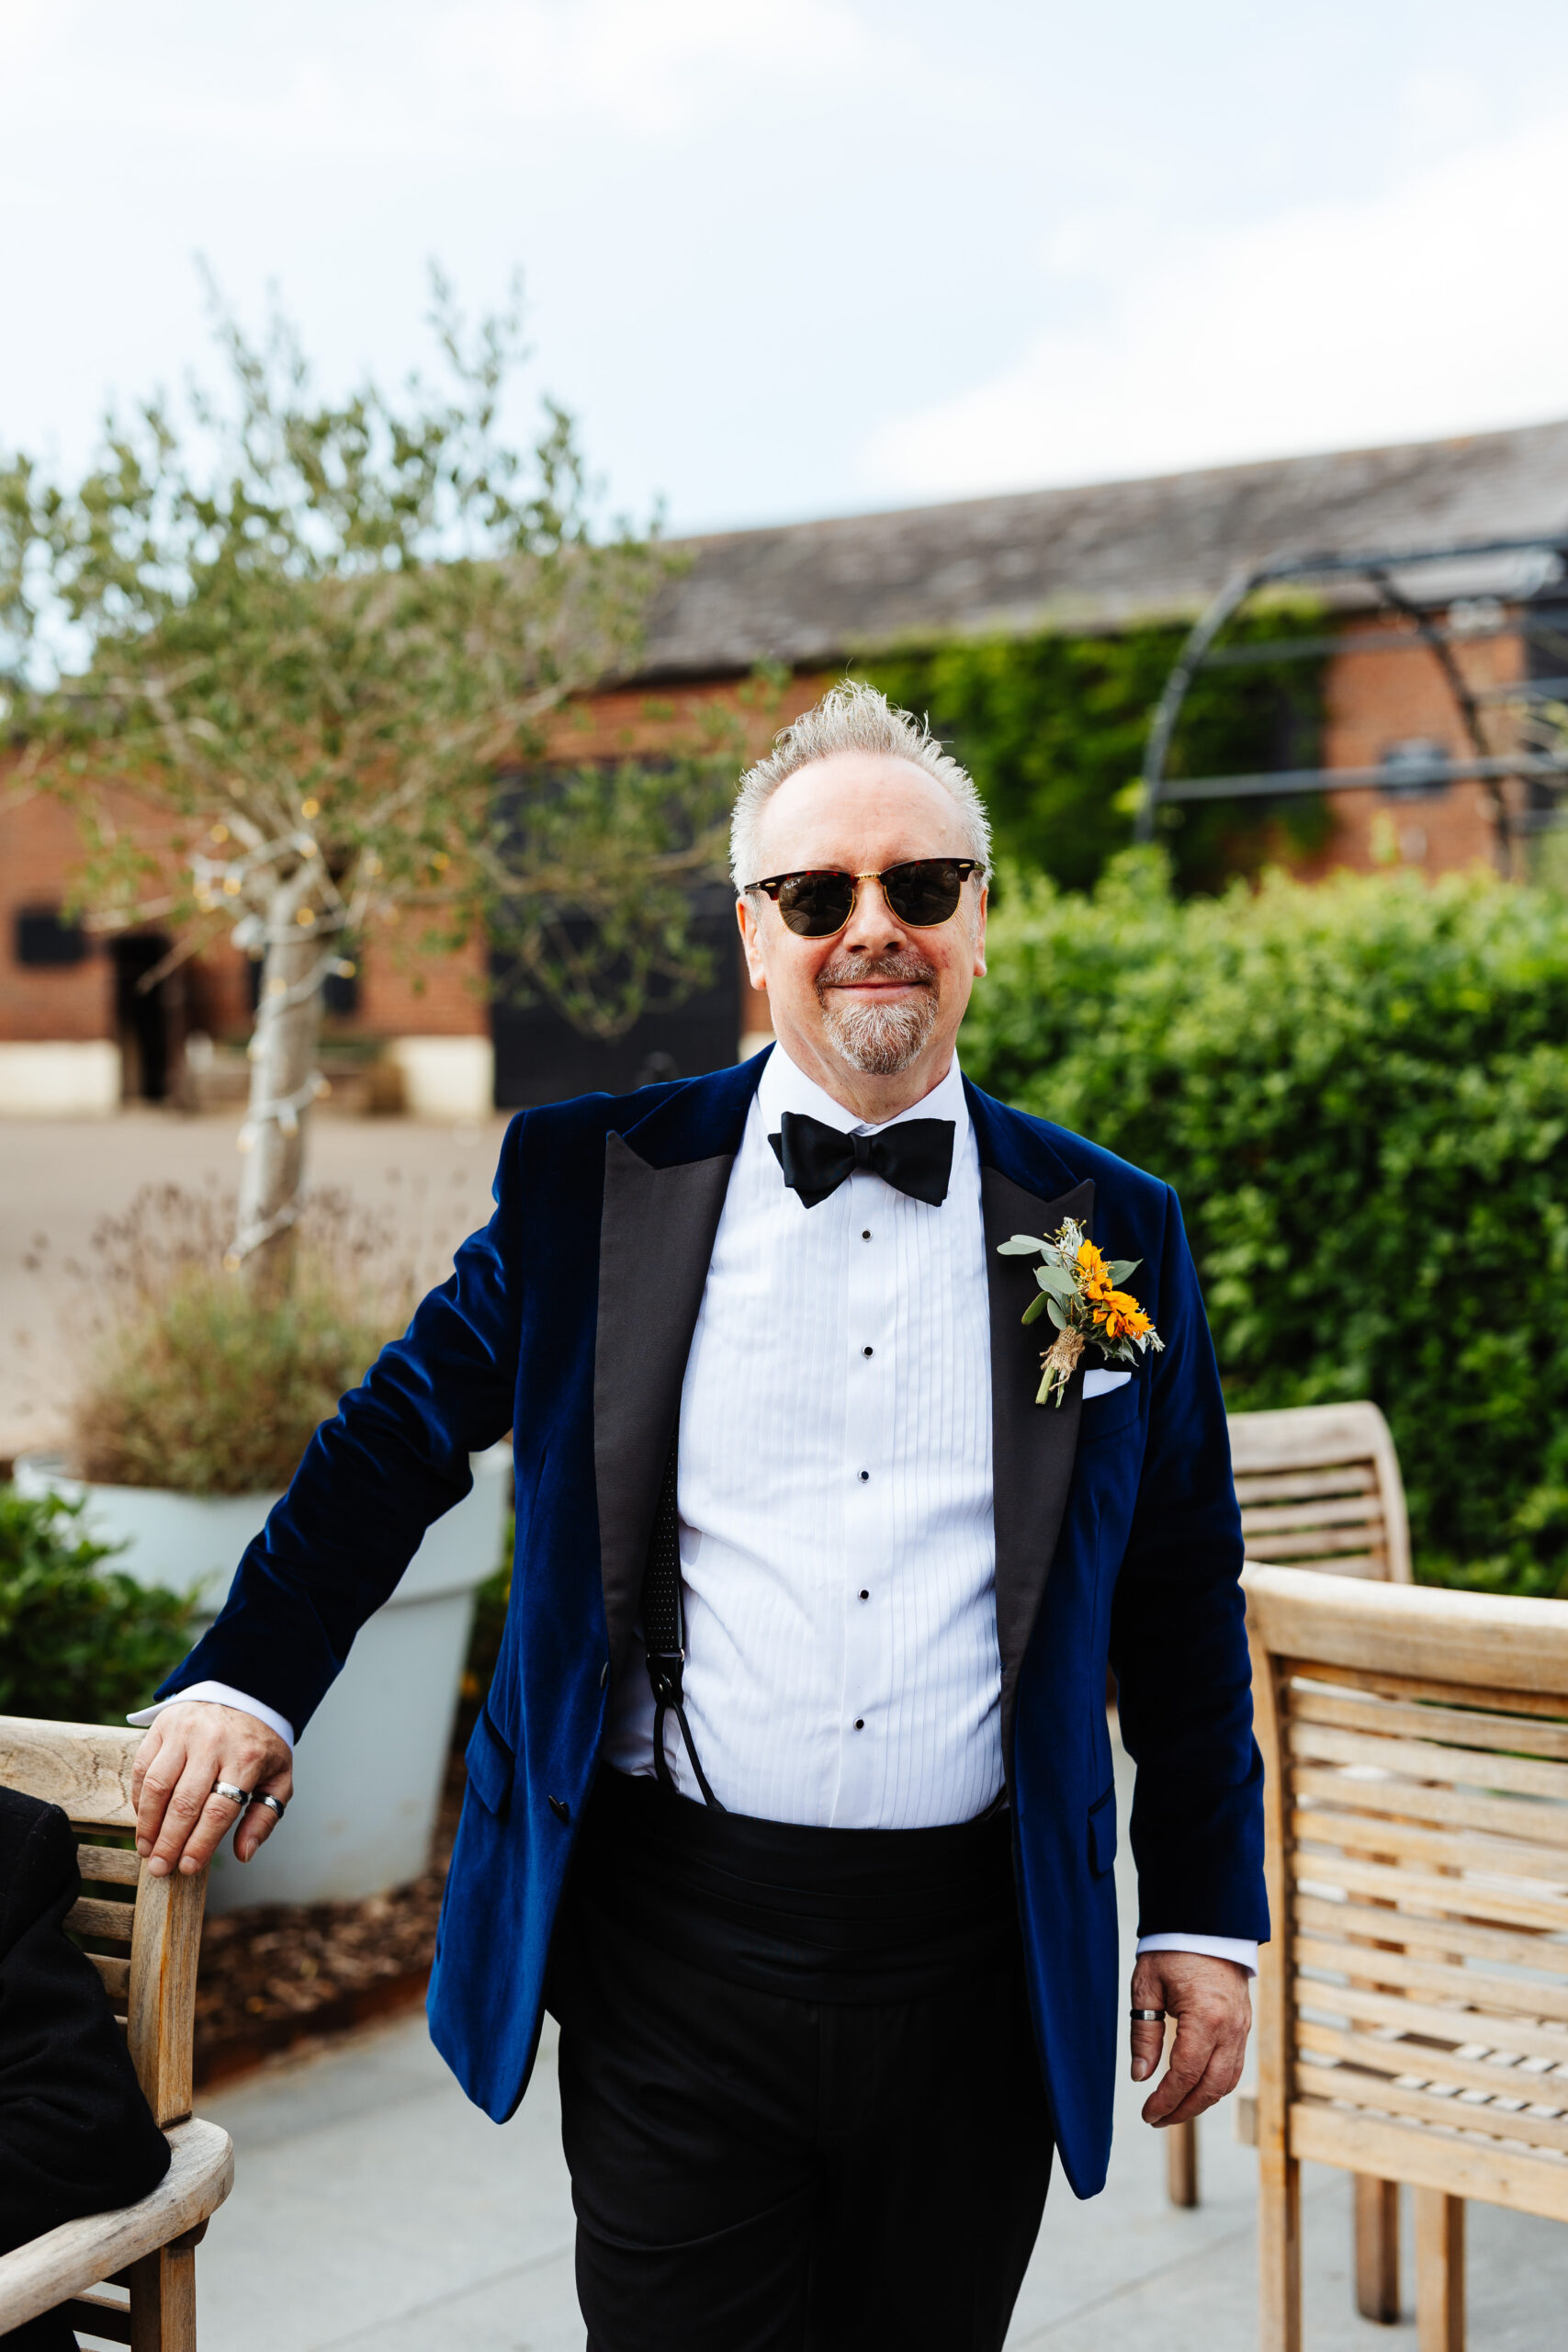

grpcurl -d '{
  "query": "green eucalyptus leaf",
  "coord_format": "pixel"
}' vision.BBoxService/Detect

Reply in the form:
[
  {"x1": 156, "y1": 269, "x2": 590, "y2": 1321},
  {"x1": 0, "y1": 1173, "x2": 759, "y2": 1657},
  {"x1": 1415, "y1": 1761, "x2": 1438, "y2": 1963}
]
[
  {"x1": 1021, "y1": 1292, "x2": 1047, "y2": 1325},
  {"x1": 1106, "y1": 1258, "x2": 1141, "y2": 1283},
  {"x1": 1034, "y1": 1261, "x2": 1078, "y2": 1302},
  {"x1": 997, "y1": 1236, "x2": 1044, "y2": 1256},
  {"x1": 1045, "y1": 1296, "x2": 1069, "y2": 1329}
]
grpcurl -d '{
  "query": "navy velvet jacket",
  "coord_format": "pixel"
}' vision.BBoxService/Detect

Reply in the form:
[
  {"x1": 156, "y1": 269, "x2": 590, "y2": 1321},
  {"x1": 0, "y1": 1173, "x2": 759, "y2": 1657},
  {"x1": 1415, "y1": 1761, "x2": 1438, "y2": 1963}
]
[{"x1": 160, "y1": 1050, "x2": 1266, "y2": 2199}]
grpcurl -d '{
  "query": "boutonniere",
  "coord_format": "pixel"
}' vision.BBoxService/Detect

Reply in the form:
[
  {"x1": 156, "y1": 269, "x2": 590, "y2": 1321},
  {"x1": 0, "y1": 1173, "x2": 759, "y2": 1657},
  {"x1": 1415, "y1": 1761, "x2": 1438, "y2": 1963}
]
[{"x1": 997, "y1": 1216, "x2": 1165, "y2": 1407}]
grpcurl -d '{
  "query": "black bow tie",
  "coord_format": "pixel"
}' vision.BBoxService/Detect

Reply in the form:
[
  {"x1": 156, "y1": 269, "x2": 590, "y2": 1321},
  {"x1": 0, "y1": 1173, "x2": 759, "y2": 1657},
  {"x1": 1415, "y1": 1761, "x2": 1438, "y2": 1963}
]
[{"x1": 769, "y1": 1110, "x2": 955, "y2": 1209}]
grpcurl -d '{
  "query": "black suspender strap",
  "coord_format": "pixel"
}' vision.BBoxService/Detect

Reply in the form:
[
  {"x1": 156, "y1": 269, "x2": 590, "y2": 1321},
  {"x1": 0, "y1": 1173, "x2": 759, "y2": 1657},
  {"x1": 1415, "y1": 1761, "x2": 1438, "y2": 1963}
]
[{"x1": 639, "y1": 1437, "x2": 724, "y2": 1810}]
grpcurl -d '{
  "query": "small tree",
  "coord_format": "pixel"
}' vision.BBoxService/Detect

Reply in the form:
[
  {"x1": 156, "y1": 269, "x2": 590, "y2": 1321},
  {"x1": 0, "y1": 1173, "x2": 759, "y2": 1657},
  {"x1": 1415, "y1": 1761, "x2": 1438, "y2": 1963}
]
[{"x1": 1, "y1": 273, "x2": 732, "y2": 1291}]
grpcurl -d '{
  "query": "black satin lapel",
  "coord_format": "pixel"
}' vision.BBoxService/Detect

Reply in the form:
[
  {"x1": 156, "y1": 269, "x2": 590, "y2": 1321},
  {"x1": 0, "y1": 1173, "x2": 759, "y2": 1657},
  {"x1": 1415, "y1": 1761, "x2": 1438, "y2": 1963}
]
[
  {"x1": 593, "y1": 1133, "x2": 734, "y2": 1676},
  {"x1": 983, "y1": 1170, "x2": 1095, "y2": 1783}
]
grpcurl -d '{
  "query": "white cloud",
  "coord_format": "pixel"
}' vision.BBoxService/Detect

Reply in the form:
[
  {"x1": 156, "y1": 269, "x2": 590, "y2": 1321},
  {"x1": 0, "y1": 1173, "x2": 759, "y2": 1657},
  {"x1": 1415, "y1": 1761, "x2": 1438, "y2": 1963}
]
[
  {"x1": 0, "y1": 0, "x2": 877, "y2": 165},
  {"x1": 436, "y1": 0, "x2": 875, "y2": 135},
  {"x1": 863, "y1": 110, "x2": 1568, "y2": 501}
]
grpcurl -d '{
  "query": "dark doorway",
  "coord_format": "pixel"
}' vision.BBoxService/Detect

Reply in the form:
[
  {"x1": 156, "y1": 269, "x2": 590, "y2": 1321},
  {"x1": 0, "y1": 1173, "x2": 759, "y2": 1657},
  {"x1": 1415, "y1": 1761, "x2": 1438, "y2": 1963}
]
[
  {"x1": 490, "y1": 892, "x2": 741, "y2": 1109},
  {"x1": 112, "y1": 933, "x2": 175, "y2": 1101}
]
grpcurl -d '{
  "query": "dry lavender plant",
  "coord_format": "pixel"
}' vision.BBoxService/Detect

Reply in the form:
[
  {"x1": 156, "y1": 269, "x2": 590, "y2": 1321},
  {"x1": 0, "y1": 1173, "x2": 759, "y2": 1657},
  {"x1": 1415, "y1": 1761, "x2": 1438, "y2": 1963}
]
[{"x1": 69, "y1": 1183, "x2": 423, "y2": 1494}]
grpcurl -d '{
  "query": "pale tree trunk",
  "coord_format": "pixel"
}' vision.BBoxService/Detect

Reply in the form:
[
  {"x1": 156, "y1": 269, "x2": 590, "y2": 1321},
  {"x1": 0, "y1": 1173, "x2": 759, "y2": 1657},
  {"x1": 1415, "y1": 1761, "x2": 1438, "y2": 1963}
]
[{"x1": 230, "y1": 868, "x2": 329, "y2": 1300}]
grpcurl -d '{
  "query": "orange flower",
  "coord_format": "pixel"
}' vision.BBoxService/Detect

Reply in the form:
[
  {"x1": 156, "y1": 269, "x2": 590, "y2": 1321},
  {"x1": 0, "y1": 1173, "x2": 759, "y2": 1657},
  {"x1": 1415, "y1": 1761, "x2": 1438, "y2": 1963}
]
[
  {"x1": 1076, "y1": 1238, "x2": 1114, "y2": 1300},
  {"x1": 1093, "y1": 1289, "x2": 1152, "y2": 1341}
]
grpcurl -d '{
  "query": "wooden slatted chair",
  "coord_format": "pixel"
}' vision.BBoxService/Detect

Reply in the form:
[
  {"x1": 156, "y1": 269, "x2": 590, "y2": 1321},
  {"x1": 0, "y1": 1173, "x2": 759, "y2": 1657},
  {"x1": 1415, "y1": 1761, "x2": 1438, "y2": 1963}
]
[
  {"x1": 0, "y1": 1716, "x2": 233, "y2": 2351},
  {"x1": 1231, "y1": 1401, "x2": 1412, "y2": 1586},
  {"x1": 1166, "y1": 1401, "x2": 1413, "y2": 2241},
  {"x1": 1247, "y1": 1562, "x2": 1568, "y2": 2352}
]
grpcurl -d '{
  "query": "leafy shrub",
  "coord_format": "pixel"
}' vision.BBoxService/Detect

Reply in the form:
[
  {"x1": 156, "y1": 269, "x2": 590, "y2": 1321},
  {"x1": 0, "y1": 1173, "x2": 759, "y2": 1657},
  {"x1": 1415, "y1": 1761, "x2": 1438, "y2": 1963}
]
[
  {"x1": 68, "y1": 1185, "x2": 412, "y2": 1496},
  {"x1": 0, "y1": 1487, "x2": 192, "y2": 1723},
  {"x1": 964, "y1": 853, "x2": 1568, "y2": 1596}
]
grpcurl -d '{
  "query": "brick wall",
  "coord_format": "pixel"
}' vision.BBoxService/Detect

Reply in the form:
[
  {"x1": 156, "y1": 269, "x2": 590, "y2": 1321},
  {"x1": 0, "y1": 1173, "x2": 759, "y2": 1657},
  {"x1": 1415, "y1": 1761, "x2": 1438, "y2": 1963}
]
[
  {"x1": 1306, "y1": 616, "x2": 1525, "y2": 876},
  {"x1": 355, "y1": 929, "x2": 490, "y2": 1037},
  {"x1": 0, "y1": 789, "x2": 115, "y2": 1042}
]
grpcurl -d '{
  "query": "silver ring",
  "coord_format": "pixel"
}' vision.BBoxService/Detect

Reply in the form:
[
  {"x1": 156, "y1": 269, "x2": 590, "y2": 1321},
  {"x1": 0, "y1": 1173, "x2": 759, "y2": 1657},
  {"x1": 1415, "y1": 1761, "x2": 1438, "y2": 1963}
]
[
  {"x1": 1130, "y1": 2007, "x2": 1167, "y2": 2022},
  {"x1": 211, "y1": 1780, "x2": 251, "y2": 1807},
  {"x1": 248, "y1": 1792, "x2": 287, "y2": 1819}
]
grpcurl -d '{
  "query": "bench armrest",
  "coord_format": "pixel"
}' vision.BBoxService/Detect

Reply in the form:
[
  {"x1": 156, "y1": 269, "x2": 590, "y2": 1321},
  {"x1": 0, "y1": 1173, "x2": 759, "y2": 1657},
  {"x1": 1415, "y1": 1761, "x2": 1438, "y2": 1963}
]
[{"x1": 0, "y1": 2118, "x2": 233, "y2": 2332}]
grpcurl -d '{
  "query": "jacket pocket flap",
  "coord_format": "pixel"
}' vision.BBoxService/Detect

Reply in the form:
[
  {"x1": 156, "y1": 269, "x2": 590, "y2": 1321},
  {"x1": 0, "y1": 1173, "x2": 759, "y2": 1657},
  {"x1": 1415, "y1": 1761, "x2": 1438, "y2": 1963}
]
[
  {"x1": 1089, "y1": 1783, "x2": 1117, "y2": 1876},
  {"x1": 465, "y1": 1705, "x2": 514, "y2": 1819}
]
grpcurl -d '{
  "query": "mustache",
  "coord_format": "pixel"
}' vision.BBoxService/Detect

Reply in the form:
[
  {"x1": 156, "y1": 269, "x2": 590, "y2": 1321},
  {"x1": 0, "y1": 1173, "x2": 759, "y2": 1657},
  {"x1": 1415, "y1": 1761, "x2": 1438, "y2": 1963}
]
[{"x1": 814, "y1": 947, "x2": 936, "y2": 993}]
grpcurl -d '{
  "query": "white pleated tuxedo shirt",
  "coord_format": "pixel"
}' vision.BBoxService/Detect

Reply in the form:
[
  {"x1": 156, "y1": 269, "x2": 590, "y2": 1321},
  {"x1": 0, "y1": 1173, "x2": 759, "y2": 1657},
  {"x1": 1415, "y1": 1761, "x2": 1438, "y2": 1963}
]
[
  {"x1": 604, "y1": 1045, "x2": 998, "y2": 1826},
  {"x1": 134, "y1": 1041, "x2": 1255, "y2": 1969}
]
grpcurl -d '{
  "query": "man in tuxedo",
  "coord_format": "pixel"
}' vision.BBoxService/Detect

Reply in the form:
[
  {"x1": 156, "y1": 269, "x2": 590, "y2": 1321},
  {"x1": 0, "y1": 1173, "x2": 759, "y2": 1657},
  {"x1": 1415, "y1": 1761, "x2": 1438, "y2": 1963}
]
[{"x1": 130, "y1": 682, "x2": 1265, "y2": 2350}]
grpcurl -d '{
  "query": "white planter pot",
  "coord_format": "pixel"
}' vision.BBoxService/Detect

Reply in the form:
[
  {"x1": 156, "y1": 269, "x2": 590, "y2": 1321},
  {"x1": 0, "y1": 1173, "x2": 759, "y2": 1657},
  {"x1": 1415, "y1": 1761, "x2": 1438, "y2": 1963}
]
[{"x1": 17, "y1": 1443, "x2": 512, "y2": 1913}]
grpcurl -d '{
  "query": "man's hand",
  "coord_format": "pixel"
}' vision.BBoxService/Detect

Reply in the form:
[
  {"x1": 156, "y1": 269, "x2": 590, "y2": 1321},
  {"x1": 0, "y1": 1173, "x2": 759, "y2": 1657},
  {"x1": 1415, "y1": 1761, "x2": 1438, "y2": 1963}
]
[
  {"x1": 130, "y1": 1702, "x2": 293, "y2": 1879},
  {"x1": 1129, "y1": 1951, "x2": 1251, "y2": 2128}
]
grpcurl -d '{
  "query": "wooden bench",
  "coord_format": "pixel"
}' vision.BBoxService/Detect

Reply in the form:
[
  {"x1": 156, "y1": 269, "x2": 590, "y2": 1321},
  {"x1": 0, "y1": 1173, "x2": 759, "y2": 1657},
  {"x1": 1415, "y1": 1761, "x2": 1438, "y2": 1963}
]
[
  {"x1": 1166, "y1": 1402, "x2": 1412, "y2": 2237},
  {"x1": 1247, "y1": 1563, "x2": 1568, "y2": 2352},
  {"x1": 0, "y1": 1716, "x2": 233, "y2": 2350}
]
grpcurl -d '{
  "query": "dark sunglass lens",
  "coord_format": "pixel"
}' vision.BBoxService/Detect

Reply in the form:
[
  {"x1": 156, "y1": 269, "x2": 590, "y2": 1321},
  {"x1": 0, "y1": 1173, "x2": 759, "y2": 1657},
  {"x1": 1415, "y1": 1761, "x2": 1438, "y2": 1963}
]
[
  {"x1": 776, "y1": 874, "x2": 855, "y2": 936},
  {"x1": 884, "y1": 861, "x2": 964, "y2": 926}
]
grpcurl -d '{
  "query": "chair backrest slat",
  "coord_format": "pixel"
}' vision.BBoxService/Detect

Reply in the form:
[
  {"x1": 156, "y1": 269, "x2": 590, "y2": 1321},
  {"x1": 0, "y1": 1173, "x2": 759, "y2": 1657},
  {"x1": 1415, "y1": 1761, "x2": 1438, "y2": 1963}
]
[
  {"x1": 66, "y1": 1894, "x2": 138, "y2": 1944},
  {"x1": 1247, "y1": 1566, "x2": 1568, "y2": 2229},
  {"x1": 85, "y1": 1951, "x2": 133, "y2": 2001},
  {"x1": 1230, "y1": 1400, "x2": 1412, "y2": 1584},
  {"x1": 76, "y1": 1844, "x2": 141, "y2": 1887},
  {"x1": 0, "y1": 1718, "x2": 139, "y2": 1827}
]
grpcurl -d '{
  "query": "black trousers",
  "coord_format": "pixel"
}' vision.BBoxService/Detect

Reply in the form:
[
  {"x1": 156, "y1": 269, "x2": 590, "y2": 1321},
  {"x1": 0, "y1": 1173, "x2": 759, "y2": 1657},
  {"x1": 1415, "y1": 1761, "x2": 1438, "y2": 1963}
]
[{"x1": 547, "y1": 1772, "x2": 1053, "y2": 2352}]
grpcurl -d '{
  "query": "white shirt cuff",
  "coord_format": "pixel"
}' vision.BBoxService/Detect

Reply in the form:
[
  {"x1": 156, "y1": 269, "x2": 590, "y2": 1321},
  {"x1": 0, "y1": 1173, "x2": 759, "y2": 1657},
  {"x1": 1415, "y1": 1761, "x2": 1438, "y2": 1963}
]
[
  {"x1": 1135, "y1": 1933, "x2": 1258, "y2": 1975},
  {"x1": 127, "y1": 1681, "x2": 296, "y2": 1753}
]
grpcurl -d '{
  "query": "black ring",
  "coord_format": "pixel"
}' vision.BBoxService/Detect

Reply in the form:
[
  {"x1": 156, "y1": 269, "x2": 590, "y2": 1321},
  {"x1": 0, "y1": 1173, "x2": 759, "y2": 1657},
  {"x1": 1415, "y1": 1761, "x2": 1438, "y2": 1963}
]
[
  {"x1": 248, "y1": 1792, "x2": 287, "y2": 1820},
  {"x1": 1130, "y1": 2007, "x2": 1167, "y2": 2022}
]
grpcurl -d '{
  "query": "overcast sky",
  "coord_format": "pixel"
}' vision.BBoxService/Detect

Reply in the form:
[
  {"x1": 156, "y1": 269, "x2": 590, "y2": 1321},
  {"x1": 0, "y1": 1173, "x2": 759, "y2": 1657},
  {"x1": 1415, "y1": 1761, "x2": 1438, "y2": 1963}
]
[{"x1": 6, "y1": 0, "x2": 1568, "y2": 536}]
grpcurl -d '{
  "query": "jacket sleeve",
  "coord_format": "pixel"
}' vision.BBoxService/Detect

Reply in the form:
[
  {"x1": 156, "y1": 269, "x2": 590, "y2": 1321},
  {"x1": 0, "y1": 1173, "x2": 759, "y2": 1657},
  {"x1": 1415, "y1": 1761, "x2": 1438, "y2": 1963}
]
[
  {"x1": 156, "y1": 1114, "x2": 527, "y2": 1737},
  {"x1": 1107, "y1": 1183, "x2": 1269, "y2": 1943},
  {"x1": 0, "y1": 1794, "x2": 171, "y2": 2252}
]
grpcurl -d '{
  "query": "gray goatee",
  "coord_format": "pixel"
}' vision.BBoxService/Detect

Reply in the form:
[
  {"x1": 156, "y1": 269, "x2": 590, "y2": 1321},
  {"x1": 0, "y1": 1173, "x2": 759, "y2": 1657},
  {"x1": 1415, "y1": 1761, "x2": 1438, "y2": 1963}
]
[{"x1": 815, "y1": 949, "x2": 939, "y2": 1076}]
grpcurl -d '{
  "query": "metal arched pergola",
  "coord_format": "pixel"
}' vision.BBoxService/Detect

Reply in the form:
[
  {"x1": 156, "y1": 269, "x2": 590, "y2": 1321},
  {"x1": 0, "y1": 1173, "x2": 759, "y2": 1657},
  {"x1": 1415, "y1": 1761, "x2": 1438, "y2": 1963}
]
[{"x1": 1134, "y1": 529, "x2": 1568, "y2": 871}]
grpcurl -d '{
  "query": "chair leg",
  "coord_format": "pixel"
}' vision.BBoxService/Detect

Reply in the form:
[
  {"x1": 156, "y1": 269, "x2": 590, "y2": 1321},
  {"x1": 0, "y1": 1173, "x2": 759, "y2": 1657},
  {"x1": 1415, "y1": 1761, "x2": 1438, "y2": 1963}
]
[
  {"x1": 1258, "y1": 2147, "x2": 1302, "y2": 2352},
  {"x1": 1166, "y1": 2115, "x2": 1199, "y2": 2207},
  {"x1": 1354, "y1": 2174, "x2": 1401, "y2": 2324},
  {"x1": 128, "y1": 2234, "x2": 199, "y2": 2352},
  {"x1": 1413, "y1": 2188, "x2": 1464, "y2": 2352}
]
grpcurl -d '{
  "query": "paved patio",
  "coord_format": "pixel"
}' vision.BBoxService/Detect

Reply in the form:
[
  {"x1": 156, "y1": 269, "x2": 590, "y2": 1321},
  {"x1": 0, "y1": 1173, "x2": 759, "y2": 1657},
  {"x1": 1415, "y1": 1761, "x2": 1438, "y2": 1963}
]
[{"x1": 188, "y1": 1734, "x2": 1563, "y2": 2351}]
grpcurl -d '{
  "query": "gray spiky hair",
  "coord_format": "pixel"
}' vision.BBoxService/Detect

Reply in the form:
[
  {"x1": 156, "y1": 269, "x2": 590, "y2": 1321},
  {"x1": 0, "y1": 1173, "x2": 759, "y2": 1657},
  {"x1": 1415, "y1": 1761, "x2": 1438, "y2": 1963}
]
[{"x1": 729, "y1": 680, "x2": 990, "y2": 892}]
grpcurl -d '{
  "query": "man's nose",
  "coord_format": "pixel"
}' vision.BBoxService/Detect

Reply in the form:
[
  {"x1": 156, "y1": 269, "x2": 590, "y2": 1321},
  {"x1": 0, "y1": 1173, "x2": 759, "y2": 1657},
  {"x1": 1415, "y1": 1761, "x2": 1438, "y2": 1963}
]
[{"x1": 842, "y1": 874, "x2": 906, "y2": 952}]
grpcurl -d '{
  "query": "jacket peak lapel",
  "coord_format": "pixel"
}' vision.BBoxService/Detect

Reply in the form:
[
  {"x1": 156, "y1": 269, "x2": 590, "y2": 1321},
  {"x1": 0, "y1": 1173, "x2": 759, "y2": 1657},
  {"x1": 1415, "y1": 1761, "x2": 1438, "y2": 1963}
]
[
  {"x1": 983, "y1": 1167, "x2": 1095, "y2": 1782},
  {"x1": 593, "y1": 1130, "x2": 734, "y2": 1676}
]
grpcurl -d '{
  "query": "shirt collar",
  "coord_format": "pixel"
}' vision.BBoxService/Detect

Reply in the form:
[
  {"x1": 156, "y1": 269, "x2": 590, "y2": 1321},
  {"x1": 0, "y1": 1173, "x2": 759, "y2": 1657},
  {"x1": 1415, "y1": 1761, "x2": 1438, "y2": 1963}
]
[{"x1": 756, "y1": 1037, "x2": 969, "y2": 1142}]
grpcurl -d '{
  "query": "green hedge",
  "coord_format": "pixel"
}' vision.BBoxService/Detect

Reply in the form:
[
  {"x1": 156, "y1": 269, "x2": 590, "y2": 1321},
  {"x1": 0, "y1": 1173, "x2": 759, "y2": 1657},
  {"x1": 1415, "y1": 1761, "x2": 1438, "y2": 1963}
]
[
  {"x1": 0, "y1": 1487, "x2": 193, "y2": 1722},
  {"x1": 963, "y1": 854, "x2": 1568, "y2": 1596}
]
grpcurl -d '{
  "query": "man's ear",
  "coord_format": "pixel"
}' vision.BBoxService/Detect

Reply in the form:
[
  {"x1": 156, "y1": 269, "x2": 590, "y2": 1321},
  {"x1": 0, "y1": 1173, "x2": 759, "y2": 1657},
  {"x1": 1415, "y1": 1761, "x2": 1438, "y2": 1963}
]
[
  {"x1": 737, "y1": 895, "x2": 768, "y2": 991},
  {"x1": 972, "y1": 883, "x2": 988, "y2": 978}
]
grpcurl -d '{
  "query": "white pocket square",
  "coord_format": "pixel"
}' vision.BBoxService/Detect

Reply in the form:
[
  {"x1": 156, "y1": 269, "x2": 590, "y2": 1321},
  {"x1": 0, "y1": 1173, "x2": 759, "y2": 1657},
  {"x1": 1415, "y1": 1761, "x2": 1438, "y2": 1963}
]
[{"x1": 1083, "y1": 1368, "x2": 1132, "y2": 1399}]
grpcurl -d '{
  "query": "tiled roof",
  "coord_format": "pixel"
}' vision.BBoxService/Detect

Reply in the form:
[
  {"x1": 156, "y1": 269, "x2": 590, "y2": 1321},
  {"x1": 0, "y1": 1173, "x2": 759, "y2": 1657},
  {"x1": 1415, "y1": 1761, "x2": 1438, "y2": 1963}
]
[{"x1": 637, "y1": 420, "x2": 1568, "y2": 678}]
